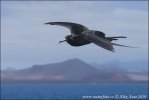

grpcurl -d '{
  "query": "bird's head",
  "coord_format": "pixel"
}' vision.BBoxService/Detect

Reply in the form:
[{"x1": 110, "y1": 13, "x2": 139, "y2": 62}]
[
  {"x1": 59, "y1": 39, "x2": 66, "y2": 43},
  {"x1": 59, "y1": 35, "x2": 71, "y2": 44}
]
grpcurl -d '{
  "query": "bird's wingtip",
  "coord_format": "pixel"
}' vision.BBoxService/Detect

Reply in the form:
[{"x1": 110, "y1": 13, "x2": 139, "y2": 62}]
[{"x1": 44, "y1": 22, "x2": 54, "y2": 25}]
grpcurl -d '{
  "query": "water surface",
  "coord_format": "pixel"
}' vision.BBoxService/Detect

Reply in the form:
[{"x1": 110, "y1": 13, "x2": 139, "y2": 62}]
[{"x1": 1, "y1": 83, "x2": 148, "y2": 99}]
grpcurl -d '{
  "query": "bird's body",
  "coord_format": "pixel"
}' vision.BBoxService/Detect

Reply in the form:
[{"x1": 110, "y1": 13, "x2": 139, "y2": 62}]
[
  {"x1": 65, "y1": 35, "x2": 91, "y2": 46},
  {"x1": 45, "y1": 22, "x2": 137, "y2": 52}
]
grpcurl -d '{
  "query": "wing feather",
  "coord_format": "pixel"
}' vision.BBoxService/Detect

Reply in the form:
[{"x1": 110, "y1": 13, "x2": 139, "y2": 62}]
[
  {"x1": 45, "y1": 22, "x2": 89, "y2": 35},
  {"x1": 81, "y1": 31, "x2": 115, "y2": 52}
]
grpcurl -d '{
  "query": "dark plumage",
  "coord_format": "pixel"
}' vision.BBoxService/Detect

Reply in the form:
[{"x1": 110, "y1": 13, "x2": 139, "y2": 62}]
[{"x1": 45, "y1": 22, "x2": 137, "y2": 52}]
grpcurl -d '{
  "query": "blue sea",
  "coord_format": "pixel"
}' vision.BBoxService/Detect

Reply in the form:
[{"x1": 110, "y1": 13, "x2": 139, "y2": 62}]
[{"x1": 1, "y1": 83, "x2": 148, "y2": 100}]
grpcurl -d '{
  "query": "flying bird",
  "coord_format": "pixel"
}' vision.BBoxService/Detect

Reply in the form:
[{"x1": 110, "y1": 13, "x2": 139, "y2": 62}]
[{"x1": 45, "y1": 22, "x2": 137, "y2": 52}]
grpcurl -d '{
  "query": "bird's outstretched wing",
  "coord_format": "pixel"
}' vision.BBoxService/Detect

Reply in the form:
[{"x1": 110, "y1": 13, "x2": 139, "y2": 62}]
[
  {"x1": 81, "y1": 31, "x2": 138, "y2": 52},
  {"x1": 81, "y1": 30, "x2": 115, "y2": 52},
  {"x1": 45, "y1": 22, "x2": 89, "y2": 35}
]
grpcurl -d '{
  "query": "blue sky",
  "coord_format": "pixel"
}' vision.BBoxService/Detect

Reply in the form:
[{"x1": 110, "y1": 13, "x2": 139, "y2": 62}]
[{"x1": 1, "y1": 1, "x2": 148, "y2": 69}]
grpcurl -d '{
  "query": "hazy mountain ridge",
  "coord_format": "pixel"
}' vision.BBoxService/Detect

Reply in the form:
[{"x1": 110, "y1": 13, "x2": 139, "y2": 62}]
[
  {"x1": 92, "y1": 60, "x2": 148, "y2": 72},
  {"x1": 1, "y1": 59, "x2": 148, "y2": 83}
]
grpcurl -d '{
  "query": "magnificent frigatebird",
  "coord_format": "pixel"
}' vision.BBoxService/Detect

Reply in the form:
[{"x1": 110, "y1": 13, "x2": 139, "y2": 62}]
[{"x1": 45, "y1": 22, "x2": 136, "y2": 52}]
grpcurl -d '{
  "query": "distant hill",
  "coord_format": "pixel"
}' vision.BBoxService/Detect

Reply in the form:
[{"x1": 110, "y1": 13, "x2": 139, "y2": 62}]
[
  {"x1": 91, "y1": 59, "x2": 148, "y2": 82},
  {"x1": 1, "y1": 59, "x2": 147, "y2": 83},
  {"x1": 92, "y1": 60, "x2": 148, "y2": 72}
]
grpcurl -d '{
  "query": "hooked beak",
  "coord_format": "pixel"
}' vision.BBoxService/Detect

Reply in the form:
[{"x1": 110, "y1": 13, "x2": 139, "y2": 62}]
[{"x1": 59, "y1": 40, "x2": 66, "y2": 44}]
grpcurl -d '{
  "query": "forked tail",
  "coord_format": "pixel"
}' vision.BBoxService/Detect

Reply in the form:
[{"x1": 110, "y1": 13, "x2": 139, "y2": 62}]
[
  {"x1": 112, "y1": 42, "x2": 139, "y2": 48},
  {"x1": 106, "y1": 36, "x2": 127, "y2": 41}
]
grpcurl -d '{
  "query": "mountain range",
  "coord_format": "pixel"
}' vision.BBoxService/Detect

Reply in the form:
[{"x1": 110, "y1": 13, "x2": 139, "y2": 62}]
[{"x1": 1, "y1": 59, "x2": 148, "y2": 83}]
